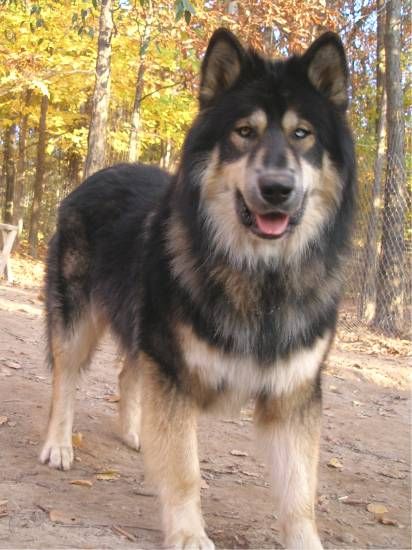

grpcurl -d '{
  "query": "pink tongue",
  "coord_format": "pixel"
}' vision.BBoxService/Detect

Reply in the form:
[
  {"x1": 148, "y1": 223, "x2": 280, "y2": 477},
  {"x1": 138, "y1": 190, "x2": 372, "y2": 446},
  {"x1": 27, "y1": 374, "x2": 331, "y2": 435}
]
[{"x1": 255, "y1": 213, "x2": 289, "y2": 236}]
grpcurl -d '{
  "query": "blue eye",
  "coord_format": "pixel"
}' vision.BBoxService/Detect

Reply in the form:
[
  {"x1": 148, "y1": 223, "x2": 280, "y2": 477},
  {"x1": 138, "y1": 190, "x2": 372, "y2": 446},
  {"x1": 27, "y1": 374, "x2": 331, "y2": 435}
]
[
  {"x1": 294, "y1": 127, "x2": 311, "y2": 139},
  {"x1": 236, "y1": 126, "x2": 255, "y2": 138}
]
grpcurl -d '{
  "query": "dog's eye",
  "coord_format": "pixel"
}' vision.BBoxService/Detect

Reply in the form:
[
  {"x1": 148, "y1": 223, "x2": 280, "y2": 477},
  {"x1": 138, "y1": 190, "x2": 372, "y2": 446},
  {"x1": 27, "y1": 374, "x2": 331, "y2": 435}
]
[
  {"x1": 235, "y1": 126, "x2": 255, "y2": 139},
  {"x1": 293, "y1": 127, "x2": 311, "y2": 139}
]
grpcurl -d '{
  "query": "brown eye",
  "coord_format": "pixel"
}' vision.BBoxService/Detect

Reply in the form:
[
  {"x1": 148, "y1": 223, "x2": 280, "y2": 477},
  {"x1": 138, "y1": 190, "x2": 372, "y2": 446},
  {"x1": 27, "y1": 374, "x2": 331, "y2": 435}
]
[
  {"x1": 236, "y1": 126, "x2": 255, "y2": 139},
  {"x1": 293, "y1": 127, "x2": 311, "y2": 139}
]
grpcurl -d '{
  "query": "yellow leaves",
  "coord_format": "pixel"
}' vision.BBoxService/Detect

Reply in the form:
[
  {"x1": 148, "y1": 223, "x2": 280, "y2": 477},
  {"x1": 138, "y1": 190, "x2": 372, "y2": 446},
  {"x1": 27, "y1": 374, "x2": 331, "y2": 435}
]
[
  {"x1": 327, "y1": 457, "x2": 343, "y2": 470},
  {"x1": 367, "y1": 502, "x2": 405, "y2": 528},
  {"x1": 96, "y1": 469, "x2": 120, "y2": 481},
  {"x1": 367, "y1": 502, "x2": 388, "y2": 515},
  {"x1": 72, "y1": 432, "x2": 83, "y2": 448}
]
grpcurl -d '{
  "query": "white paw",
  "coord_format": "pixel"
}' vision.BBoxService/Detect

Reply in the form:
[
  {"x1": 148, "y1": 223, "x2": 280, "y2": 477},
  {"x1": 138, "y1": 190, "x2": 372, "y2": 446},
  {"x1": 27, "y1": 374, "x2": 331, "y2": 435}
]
[
  {"x1": 40, "y1": 442, "x2": 74, "y2": 470},
  {"x1": 166, "y1": 531, "x2": 215, "y2": 550},
  {"x1": 122, "y1": 430, "x2": 141, "y2": 451}
]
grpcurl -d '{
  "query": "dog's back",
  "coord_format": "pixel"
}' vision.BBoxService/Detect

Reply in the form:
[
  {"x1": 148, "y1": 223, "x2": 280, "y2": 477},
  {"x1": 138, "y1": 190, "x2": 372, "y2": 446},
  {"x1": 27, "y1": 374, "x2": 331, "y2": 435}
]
[{"x1": 44, "y1": 163, "x2": 170, "y2": 379}]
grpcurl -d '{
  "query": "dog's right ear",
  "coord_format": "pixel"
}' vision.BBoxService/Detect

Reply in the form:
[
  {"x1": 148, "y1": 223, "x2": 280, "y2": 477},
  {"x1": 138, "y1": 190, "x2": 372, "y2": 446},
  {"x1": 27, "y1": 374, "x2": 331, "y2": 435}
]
[{"x1": 199, "y1": 28, "x2": 245, "y2": 109}]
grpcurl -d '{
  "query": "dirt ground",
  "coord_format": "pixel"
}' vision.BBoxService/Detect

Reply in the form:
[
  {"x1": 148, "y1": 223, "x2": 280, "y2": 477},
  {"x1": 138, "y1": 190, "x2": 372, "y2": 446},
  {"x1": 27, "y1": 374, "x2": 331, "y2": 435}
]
[{"x1": 0, "y1": 257, "x2": 410, "y2": 549}]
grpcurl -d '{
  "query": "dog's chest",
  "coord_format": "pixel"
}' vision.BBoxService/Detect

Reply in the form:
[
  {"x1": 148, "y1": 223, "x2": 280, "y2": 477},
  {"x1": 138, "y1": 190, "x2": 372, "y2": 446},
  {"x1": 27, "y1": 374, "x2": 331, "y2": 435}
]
[{"x1": 179, "y1": 325, "x2": 330, "y2": 399}]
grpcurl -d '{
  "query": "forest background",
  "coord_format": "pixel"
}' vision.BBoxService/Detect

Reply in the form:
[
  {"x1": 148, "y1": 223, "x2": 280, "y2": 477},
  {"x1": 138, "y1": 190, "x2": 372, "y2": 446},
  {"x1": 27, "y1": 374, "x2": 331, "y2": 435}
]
[{"x1": 0, "y1": 0, "x2": 410, "y2": 336}]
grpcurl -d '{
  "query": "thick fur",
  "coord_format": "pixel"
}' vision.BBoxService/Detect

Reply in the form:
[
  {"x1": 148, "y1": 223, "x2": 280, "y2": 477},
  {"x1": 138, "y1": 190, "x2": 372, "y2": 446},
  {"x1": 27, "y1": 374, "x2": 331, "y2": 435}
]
[{"x1": 40, "y1": 29, "x2": 356, "y2": 550}]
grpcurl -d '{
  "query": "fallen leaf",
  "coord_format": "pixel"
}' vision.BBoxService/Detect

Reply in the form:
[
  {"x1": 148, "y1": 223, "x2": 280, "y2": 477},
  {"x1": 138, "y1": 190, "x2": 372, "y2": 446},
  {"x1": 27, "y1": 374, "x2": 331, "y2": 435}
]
[
  {"x1": 4, "y1": 360, "x2": 21, "y2": 370},
  {"x1": 378, "y1": 515, "x2": 404, "y2": 528},
  {"x1": 0, "y1": 416, "x2": 8, "y2": 426},
  {"x1": 327, "y1": 457, "x2": 343, "y2": 470},
  {"x1": 72, "y1": 432, "x2": 83, "y2": 448},
  {"x1": 104, "y1": 394, "x2": 120, "y2": 403},
  {"x1": 49, "y1": 509, "x2": 77, "y2": 524},
  {"x1": 367, "y1": 502, "x2": 388, "y2": 516},
  {"x1": 241, "y1": 470, "x2": 260, "y2": 478},
  {"x1": 69, "y1": 479, "x2": 93, "y2": 488},
  {"x1": 230, "y1": 449, "x2": 248, "y2": 457},
  {"x1": 96, "y1": 469, "x2": 120, "y2": 481}
]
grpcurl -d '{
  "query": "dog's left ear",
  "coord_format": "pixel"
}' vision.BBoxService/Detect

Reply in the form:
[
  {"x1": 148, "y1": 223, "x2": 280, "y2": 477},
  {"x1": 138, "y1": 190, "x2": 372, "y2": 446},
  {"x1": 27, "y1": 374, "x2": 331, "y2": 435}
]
[
  {"x1": 302, "y1": 32, "x2": 349, "y2": 110},
  {"x1": 199, "y1": 28, "x2": 245, "y2": 108}
]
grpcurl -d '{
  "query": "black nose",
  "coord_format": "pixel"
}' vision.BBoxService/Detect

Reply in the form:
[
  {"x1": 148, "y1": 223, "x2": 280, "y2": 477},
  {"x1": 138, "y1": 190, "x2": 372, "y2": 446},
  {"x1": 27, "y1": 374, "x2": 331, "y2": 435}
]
[{"x1": 258, "y1": 172, "x2": 295, "y2": 207}]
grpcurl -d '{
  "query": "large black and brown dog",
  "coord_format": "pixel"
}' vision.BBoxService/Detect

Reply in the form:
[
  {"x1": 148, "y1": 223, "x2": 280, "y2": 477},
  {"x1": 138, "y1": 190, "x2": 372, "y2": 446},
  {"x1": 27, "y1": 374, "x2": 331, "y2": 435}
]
[{"x1": 40, "y1": 28, "x2": 355, "y2": 549}]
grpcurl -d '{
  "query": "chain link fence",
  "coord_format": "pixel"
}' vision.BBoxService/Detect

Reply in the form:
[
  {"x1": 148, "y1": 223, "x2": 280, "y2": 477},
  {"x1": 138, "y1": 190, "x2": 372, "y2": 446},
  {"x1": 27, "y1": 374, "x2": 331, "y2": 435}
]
[{"x1": 339, "y1": 147, "x2": 411, "y2": 339}]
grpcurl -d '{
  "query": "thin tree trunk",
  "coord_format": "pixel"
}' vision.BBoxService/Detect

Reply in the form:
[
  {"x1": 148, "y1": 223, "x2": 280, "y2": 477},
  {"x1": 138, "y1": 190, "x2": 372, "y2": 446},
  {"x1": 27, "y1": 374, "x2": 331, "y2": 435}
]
[
  {"x1": 14, "y1": 90, "x2": 31, "y2": 244},
  {"x1": 3, "y1": 124, "x2": 17, "y2": 225},
  {"x1": 128, "y1": 8, "x2": 152, "y2": 163},
  {"x1": 358, "y1": 0, "x2": 387, "y2": 321},
  {"x1": 84, "y1": 0, "x2": 113, "y2": 179},
  {"x1": 128, "y1": 62, "x2": 147, "y2": 162},
  {"x1": 28, "y1": 94, "x2": 49, "y2": 258},
  {"x1": 372, "y1": 0, "x2": 406, "y2": 335}
]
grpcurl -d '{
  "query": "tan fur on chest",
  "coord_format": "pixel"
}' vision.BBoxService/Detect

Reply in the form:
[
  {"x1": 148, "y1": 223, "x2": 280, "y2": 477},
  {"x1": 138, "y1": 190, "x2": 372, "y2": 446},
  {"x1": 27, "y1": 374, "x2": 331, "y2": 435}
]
[{"x1": 177, "y1": 324, "x2": 332, "y2": 408}]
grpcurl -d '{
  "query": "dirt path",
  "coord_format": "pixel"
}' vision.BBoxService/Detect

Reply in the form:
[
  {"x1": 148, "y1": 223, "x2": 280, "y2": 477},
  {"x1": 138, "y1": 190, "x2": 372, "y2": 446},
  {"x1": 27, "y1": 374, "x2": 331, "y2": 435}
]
[{"x1": 0, "y1": 280, "x2": 410, "y2": 549}]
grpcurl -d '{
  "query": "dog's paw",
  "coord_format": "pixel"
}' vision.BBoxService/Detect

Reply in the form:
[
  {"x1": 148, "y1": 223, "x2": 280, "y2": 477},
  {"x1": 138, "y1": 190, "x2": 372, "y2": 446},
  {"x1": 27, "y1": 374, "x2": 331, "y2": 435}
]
[
  {"x1": 40, "y1": 443, "x2": 74, "y2": 470},
  {"x1": 122, "y1": 430, "x2": 141, "y2": 451},
  {"x1": 166, "y1": 531, "x2": 215, "y2": 550}
]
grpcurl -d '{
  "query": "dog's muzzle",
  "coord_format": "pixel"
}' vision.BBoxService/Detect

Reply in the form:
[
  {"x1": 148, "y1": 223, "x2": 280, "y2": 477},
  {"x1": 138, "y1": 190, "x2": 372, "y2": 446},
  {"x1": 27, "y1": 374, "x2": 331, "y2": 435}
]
[{"x1": 237, "y1": 169, "x2": 303, "y2": 239}]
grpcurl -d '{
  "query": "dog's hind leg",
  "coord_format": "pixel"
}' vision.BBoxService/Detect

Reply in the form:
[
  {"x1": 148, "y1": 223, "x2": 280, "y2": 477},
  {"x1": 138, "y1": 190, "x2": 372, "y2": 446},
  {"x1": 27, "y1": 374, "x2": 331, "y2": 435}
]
[
  {"x1": 40, "y1": 309, "x2": 105, "y2": 470},
  {"x1": 139, "y1": 352, "x2": 214, "y2": 550},
  {"x1": 255, "y1": 383, "x2": 323, "y2": 550},
  {"x1": 118, "y1": 356, "x2": 141, "y2": 451}
]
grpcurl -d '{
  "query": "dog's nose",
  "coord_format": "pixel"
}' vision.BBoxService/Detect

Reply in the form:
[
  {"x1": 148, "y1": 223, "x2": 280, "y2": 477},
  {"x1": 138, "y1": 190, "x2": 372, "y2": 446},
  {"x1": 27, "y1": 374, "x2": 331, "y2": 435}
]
[{"x1": 258, "y1": 172, "x2": 295, "y2": 207}]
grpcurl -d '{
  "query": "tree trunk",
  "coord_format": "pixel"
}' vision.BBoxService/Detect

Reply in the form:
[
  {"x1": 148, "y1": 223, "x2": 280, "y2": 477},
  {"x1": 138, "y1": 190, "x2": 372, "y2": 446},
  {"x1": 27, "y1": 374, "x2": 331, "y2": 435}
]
[
  {"x1": 84, "y1": 0, "x2": 113, "y2": 179},
  {"x1": 372, "y1": 0, "x2": 406, "y2": 335},
  {"x1": 14, "y1": 90, "x2": 31, "y2": 246},
  {"x1": 358, "y1": 0, "x2": 386, "y2": 321},
  {"x1": 128, "y1": 9, "x2": 152, "y2": 163},
  {"x1": 28, "y1": 94, "x2": 49, "y2": 258},
  {"x1": 3, "y1": 124, "x2": 17, "y2": 225},
  {"x1": 128, "y1": 62, "x2": 147, "y2": 162}
]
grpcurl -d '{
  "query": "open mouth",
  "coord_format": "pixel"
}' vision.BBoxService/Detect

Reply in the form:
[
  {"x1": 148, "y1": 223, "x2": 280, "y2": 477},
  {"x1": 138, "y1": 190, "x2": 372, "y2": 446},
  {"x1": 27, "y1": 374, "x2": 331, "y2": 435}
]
[{"x1": 235, "y1": 190, "x2": 291, "y2": 239}]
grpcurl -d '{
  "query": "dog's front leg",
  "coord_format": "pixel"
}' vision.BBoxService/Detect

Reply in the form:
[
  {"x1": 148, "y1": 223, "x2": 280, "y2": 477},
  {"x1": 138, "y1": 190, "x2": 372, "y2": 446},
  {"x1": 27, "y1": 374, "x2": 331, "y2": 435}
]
[
  {"x1": 139, "y1": 352, "x2": 214, "y2": 550},
  {"x1": 255, "y1": 383, "x2": 323, "y2": 550}
]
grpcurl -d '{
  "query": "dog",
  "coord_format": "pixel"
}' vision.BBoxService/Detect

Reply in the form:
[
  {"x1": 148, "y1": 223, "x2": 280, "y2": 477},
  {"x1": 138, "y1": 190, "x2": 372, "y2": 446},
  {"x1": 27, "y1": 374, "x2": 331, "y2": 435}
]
[{"x1": 40, "y1": 28, "x2": 356, "y2": 549}]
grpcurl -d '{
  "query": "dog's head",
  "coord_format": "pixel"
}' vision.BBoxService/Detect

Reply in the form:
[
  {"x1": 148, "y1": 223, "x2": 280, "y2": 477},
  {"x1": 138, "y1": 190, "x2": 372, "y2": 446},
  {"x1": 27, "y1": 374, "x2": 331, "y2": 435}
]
[{"x1": 179, "y1": 29, "x2": 355, "y2": 268}]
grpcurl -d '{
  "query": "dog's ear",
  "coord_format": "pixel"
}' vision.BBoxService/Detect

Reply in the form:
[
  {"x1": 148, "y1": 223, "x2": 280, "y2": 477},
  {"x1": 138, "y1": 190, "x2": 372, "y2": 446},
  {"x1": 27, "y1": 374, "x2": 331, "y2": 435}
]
[
  {"x1": 302, "y1": 32, "x2": 349, "y2": 110},
  {"x1": 199, "y1": 28, "x2": 245, "y2": 108}
]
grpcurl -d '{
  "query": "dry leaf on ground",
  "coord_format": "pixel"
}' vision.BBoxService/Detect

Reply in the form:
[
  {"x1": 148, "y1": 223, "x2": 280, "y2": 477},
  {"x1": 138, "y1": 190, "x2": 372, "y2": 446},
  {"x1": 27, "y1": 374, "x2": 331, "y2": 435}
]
[
  {"x1": 367, "y1": 502, "x2": 388, "y2": 516},
  {"x1": 0, "y1": 416, "x2": 8, "y2": 426},
  {"x1": 230, "y1": 449, "x2": 248, "y2": 457},
  {"x1": 327, "y1": 457, "x2": 343, "y2": 469},
  {"x1": 104, "y1": 394, "x2": 120, "y2": 402},
  {"x1": 69, "y1": 479, "x2": 93, "y2": 488},
  {"x1": 49, "y1": 509, "x2": 77, "y2": 524},
  {"x1": 72, "y1": 432, "x2": 83, "y2": 448},
  {"x1": 378, "y1": 515, "x2": 404, "y2": 528},
  {"x1": 96, "y1": 469, "x2": 120, "y2": 481},
  {"x1": 4, "y1": 360, "x2": 22, "y2": 369}
]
